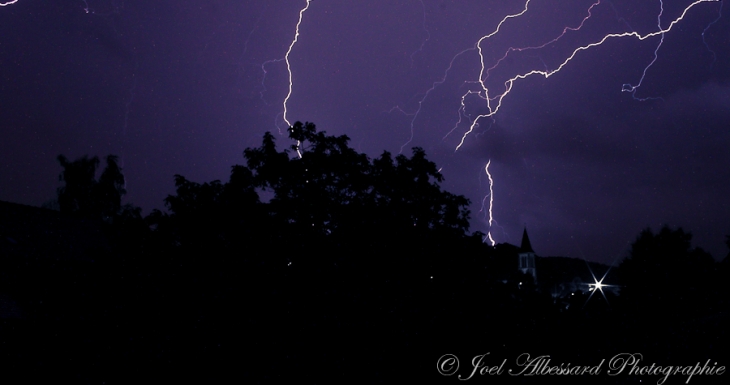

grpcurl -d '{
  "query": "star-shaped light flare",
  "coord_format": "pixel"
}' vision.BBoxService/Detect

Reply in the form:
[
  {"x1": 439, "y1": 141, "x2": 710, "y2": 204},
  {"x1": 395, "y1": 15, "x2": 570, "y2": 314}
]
[{"x1": 585, "y1": 264, "x2": 614, "y2": 306}]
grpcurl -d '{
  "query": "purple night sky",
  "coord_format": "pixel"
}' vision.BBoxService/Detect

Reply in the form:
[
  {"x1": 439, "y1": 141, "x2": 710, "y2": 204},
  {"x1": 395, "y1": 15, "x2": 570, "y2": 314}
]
[{"x1": 1, "y1": 0, "x2": 728, "y2": 264}]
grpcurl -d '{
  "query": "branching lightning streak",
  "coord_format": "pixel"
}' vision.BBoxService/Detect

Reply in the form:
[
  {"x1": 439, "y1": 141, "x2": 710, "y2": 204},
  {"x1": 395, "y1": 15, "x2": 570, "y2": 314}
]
[
  {"x1": 396, "y1": 47, "x2": 476, "y2": 154},
  {"x1": 267, "y1": 0, "x2": 720, "y2": 244},
  {"x1": 410, "y1": 0, "x2": 431, "y2": 68},
  {"x1": 621, "y1": 0, "x2": 665, "y2": 101},
  {"x1": 392, "y1": 0, "x2": 718, "y2": 244},
  {"x1": 397, "y1": 0, "x2": 600, "y2": 152},
  {"x1": 482, "y1": 1, "x2": 602, "y2": 84},
  {"x1": 606, "y1": 0, "x2": 637, "y2": 31},
  {"x1": 259, "y1": 58, "x2": 284, "y2": 108},
  {"x1": 441, "y1": 89, "x2": 481, "y2": 142},
  {"x1": 243, "y1": 10, "x2": 265, "y2": 57},
  {"x1": 702, "y1": 0, "x2": 724, "y2": 67},
  {"x1": 454, "y1": 0, "x2": 719, "y2": 151},
  {"x1": 395, "y1": 2, "x2": 532, "y2": 153},
  {"x1": 472, "y1": 0, "x2": 533, "y2": 113},
  {"x1": 0, "y1": 0, "x2": 19, "y2": 6},
  {"x1": 450, "y1": 1, "x2": 601, "y2": 150},
  {"x1": 235, "y1": 11, "x2": 266, "y2": 97}
]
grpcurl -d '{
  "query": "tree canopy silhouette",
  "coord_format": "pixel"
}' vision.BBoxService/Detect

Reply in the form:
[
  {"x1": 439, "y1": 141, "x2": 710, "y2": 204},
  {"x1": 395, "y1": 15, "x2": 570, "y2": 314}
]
[
  {"x1": 618, "y1": 225, "x2": 716, "y2": 317},
  {"x1": 12, "y1": 131, "x2": 726, "y2": 384},
  {"x1": 56, "y1": 154, "x2": 126, "y2": 222},
  {"x1": 153, "y1": 121, "x2": 471, "y2": 261}
]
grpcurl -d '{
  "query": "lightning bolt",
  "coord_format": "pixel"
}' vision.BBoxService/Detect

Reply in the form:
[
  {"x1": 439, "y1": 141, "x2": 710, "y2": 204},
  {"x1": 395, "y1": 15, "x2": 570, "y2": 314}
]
[
  {"x1": 621, "y1": 0, "x2": 666, "y2": 101},
  {"x1": 258, "y1": 0, "x2": 312, "y2": 157},
  {"x1": 259, "y1": 58, "x2": 284, "y2": 108},
  {"x1": 396, "y1": 46, "x2": 476, "y2": 154},
  {"x1": 243, "y1": 8, "x2": 266, "y2": 58},
  {"x1": 410, "y1": 0, "x2": 431, "y2": 68},
  {"x1": 702, "y1": 0, "x2": 724, "y2": 67},
  {"x1": 450, "y1": 0, "x2": 599, "y2": 150},
  {"x1": 282, "y1": 0, "x2": 312, "y2": 130},
  {"x1": 395, "y1": 0, "x2": 599, "y2": 151},
  {"x1": 395, "y1": 1, "x2": 533, "y2": 153},
  {"x1": 420, "y1": 0, "x2": 718, "y2": 244},
  {"x1": 0, "y1": 0, "x2": 19, "y2": 6},
  {"x1": 481, "y1": 160, "x2": 496, "y2": 246},
  {"x1": 454, "y1": 0, "x2": 719, "y2": 151},
  {"x1": 480, "y1": 0, "x2": 602, "y2": 85},
  {"x1": 266, "y1": 0, "x2": 721, "y2": 243},
  {"x1": 473, "y1": 0, "x2": 533, "y2": 101}
]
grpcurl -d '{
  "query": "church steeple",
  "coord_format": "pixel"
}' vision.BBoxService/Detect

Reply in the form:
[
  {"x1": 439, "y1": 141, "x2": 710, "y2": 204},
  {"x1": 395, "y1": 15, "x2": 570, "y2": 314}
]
[
  {"x1": 520, "y1": 227, "x2": 534, "y2": 253},
  {"x1": 518, "y1": 227, "x2": 537, "y2": 283}
]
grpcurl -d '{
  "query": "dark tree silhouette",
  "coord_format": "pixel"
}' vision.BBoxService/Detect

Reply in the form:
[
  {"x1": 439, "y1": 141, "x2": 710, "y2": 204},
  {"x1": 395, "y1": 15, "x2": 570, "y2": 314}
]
[
  {"x1": 96, "y1": 154, "x2": 126, "y2": 219},
  {"x1": 153, "y1": 121, "x2": 472, "y2": 263},
  {"x1": 57, "y1": 154, "x2": 99, "y2": 216},
  {"x1": 618, "y1": 226, "x2": 716, "y2": 318},
  {"x1": 244, "y1": 122, "x2": 470, "y2": 241},
  {"x1": 57, "y1": 154, "x2": 126, "y2": 222},
  {"x1": 15, "y1": 127, "x2": 727, "y2": 384}
]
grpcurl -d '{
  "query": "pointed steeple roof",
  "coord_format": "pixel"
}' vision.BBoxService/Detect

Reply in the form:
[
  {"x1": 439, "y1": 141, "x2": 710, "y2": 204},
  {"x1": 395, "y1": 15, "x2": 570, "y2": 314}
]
[{"x1": 520, "y1": 227, "x2": 534, "y2": 253}]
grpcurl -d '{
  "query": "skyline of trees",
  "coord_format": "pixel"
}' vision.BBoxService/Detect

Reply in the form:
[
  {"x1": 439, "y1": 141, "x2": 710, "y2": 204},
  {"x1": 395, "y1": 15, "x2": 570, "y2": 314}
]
[
  {"x1": 48, "y1": 122, "x2": 730, "y2": 261},
  {"x1": 1, "y1": 121, "x2": 727, "y2": 383}
]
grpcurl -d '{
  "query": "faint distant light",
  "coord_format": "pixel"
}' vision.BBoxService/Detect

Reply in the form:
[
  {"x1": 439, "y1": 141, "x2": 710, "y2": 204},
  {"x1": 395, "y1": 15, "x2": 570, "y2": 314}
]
[
  {"x1": 288, "y1": 262, "x2": 292, "y2": 266},
  {"x1": 430, "y1": 276, "x2": 433, "y2": 279}
]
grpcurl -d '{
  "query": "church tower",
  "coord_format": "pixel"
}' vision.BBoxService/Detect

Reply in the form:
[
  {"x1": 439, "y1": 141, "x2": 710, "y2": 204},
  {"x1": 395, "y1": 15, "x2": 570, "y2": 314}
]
[{"x1": 518, "y1": 228, "x2": 537, "y2": 283}]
